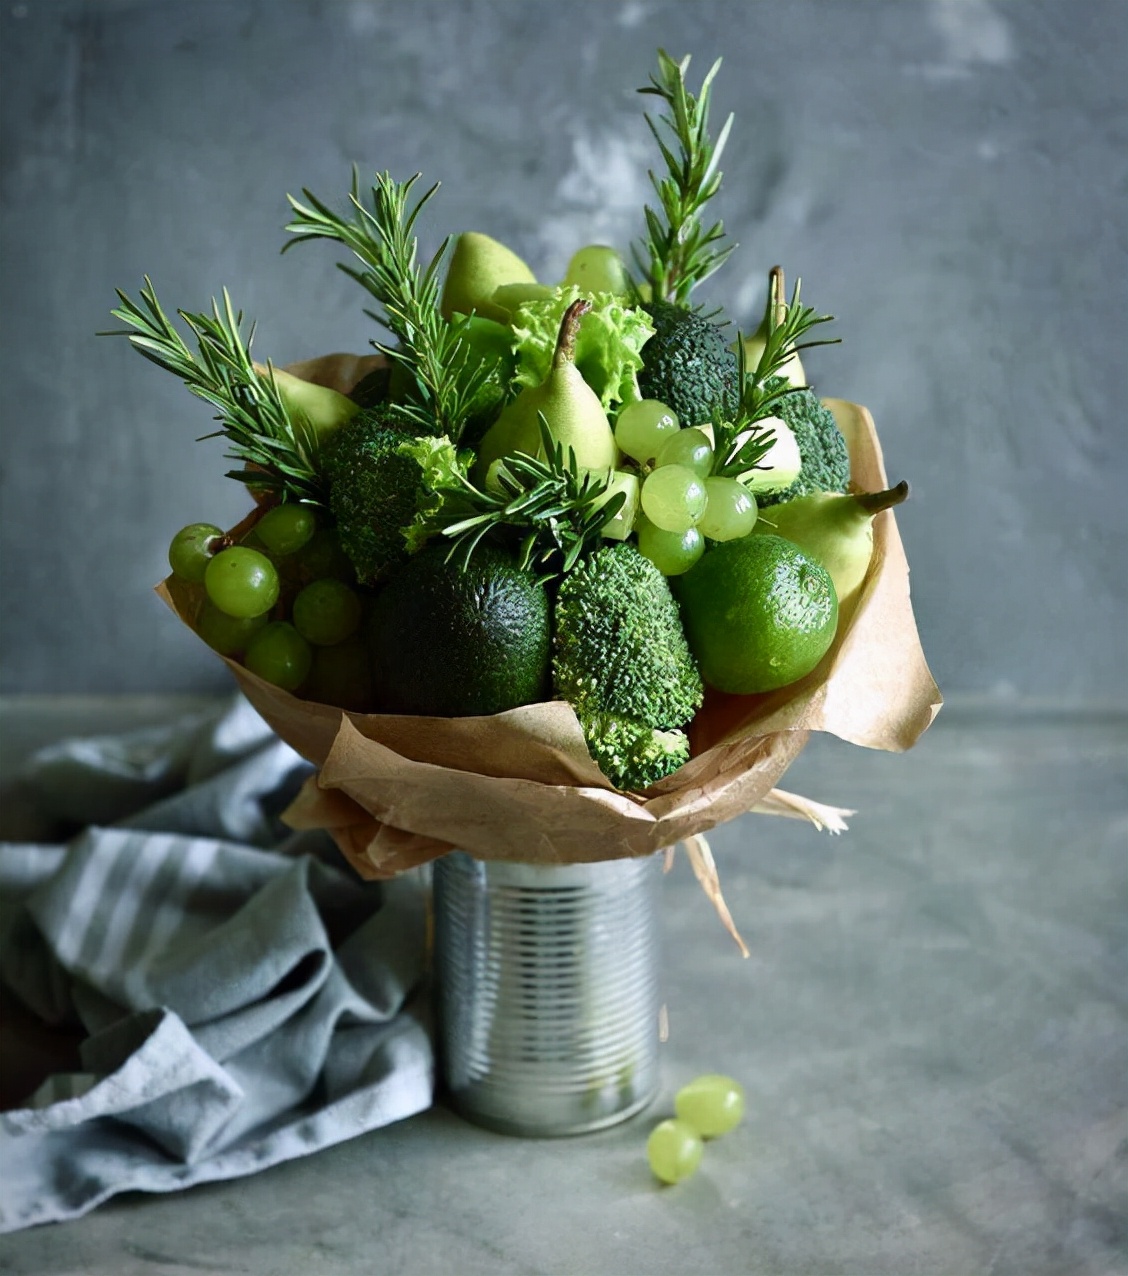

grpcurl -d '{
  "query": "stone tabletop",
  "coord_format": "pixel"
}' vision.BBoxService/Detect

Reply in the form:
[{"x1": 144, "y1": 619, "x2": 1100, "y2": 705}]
[{"x1": 0, "y1": 698, "x2": 1124, "y2": 1275}]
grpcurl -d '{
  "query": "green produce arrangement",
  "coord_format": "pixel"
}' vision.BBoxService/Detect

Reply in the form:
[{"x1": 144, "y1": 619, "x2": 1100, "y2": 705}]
[{"x1": 110, "y1": 50, "x2": 928, "y2": 804}]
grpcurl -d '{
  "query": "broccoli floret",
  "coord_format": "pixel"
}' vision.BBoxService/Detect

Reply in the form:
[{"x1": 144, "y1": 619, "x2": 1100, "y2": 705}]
[
  {"x1": 578, "y1": 712, "x2": 691, "y2": 792},
  {"x1": 756, "y1": 387, "x2": 851, "y2": 508},
  {"x1": 323, "y1": 406, "x2": 424, "y2": 585},
  {"x1": 554, "y1": 543, "x2": 702, "y2": 787},
  {"x1": 636, "y1": 301, "x2": 738, "y2": 427}
]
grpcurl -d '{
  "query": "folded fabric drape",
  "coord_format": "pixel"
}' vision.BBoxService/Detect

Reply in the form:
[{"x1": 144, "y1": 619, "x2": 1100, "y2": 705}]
[{"x1": 0, "y1": 696, "x2": 433, "y2": 1232}]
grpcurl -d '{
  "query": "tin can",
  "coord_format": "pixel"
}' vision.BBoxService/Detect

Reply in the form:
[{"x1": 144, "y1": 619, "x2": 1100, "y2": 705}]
[{"x1": 433, "y1": 851, "x2": 663, "y2": 1136}]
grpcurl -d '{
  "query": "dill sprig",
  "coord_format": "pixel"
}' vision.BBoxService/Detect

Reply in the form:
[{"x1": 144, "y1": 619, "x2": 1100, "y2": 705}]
[
  {"x1": 633, "y1": 49, "x2": 735, "y2": 307},
  {"x1": 710, "y1": 276, "x2": 839, "y2": 479},
  {"x1": 283, "y1": 171, "x2": 492, "y2": 441},
  {"x1": 416, "y1": 418, "x2": 624, "y2": 576},
  {"x1": 105, "y1": 278, "x2": 324, "y2": 503}
]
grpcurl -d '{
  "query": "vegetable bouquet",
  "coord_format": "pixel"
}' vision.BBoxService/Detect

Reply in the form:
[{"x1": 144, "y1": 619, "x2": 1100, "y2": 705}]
[{"x1": 112, "y1": 51, "x2": 940, "y2": 939}]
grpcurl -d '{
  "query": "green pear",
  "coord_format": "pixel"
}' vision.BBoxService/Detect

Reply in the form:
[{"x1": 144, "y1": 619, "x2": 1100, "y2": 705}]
[
  {"x1": 490, "y1": 281, "x2": 557, "y2": 319},
  {"x1": 755, "y1": 481, "x2": 909, "y2": 608},
  {"x1": 563, "y1": 245, "x2": 631, "y2": 297},
  {"x1": 740, "y1": 265, "x2": 806, "y2": 388},
  {"x1": 440, "y1": 232, "x2": 537, "y2": 323},
  {"x1": 474, "y1": 299, "x2": 618, "y2": 480},
  {"x1": 255, "y1": 364, "x2": 359, "y2": 442},
  {"x1": 700, "y1": 416, "x2": 802, "y2": 492},
  {"x1": 597, "y1": 470, "x2": 640, "y2": 541},
  {"x1": 452, "y1": 314, "x2": 516, "y2": 365}
]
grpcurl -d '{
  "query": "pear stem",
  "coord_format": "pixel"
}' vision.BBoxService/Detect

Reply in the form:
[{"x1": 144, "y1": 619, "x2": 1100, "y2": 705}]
[
  {"x1": 855, "y1": 480, "x2": 910, "y2": 516},
  {"x1": 553, "y1": 298, "x2": 592, "y2": 369}
]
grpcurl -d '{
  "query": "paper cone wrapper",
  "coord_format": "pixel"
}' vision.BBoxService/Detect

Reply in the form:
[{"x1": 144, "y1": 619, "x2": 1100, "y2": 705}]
[{"x1": 156, "y1": 355, "x2": 942, "y2": 881}]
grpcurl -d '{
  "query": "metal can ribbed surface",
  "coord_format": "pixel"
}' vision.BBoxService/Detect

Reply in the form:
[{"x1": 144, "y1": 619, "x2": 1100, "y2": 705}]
[{"x1": 433, "y1": 851, "x2": 662, "y2": 1136}]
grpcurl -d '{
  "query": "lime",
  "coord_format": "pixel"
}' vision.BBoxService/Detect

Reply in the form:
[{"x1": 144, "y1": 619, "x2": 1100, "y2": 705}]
[{"x1": 676, "y1": 534, "x2": 838, "y2": 694}]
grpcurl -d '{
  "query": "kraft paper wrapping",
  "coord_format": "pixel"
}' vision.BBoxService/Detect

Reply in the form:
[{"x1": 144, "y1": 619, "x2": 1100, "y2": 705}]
[{"x1": 156, "y1": 355, "x2": 941, "y2": 885}]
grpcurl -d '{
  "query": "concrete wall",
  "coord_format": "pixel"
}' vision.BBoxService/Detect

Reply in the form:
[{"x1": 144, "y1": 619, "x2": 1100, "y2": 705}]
[{"x1": 1, "y1": 0, "x2": 1125, "y2": 701}]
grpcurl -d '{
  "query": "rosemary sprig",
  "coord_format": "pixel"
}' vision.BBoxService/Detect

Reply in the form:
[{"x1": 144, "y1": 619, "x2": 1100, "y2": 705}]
[
  {"x1": 104, "y1": 278, "x2": 324, "y2": 503},
  {"x1": 709, "y1": 369, "x2": 777, "y2": 481},
  {"x1": 710, "y1": 277, "x2": 839, "y2": 479},
  {"x1": 632, "y1": 49, "x2": 735, "y2": 307},
  {"x1": 743, "y1": 275, "x2": 839, "y2": 419},
  {"x1": 283, "y1": 171, "x2": 493, "y2": 441},
  {"x1": 416, "y1": 417, "x2": 624, "y2": 576}
]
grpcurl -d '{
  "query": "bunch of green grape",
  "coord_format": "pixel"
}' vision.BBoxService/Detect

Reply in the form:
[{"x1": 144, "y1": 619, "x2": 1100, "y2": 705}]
[
  {"x1": 614, "y1": 400, "x2": 758, "y2": 577},
  {"x1": 167, "y1": 506, "x2": 373, "y2": 710}
]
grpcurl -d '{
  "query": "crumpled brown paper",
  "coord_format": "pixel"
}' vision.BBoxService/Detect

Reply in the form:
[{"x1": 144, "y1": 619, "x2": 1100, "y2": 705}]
[{"x1": 156, "y1": 354, "x2": 941, "y2": 890}]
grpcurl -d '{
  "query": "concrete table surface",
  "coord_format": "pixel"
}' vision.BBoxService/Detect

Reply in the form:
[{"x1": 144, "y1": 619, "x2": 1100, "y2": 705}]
[{"x1": 0, "y1": 698, "x2": 1124, "y2": 1276}]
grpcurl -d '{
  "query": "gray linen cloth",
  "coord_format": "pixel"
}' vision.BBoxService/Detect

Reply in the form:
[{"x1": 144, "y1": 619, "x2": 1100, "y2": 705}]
[{"x1": 0, "y1": 696, "x2": 434, "y2": 1232}]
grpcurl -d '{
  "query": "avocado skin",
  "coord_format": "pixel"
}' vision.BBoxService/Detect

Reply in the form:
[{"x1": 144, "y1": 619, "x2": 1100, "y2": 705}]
[
  {"x1": 637, "y1": 302, "x2": 739, "y2": 427},
  {"x1": 367, "y1": 545, "x2": 551, "y2": 717}
]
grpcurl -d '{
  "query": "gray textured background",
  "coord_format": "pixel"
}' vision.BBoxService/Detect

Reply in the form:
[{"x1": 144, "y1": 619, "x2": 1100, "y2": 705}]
[{"x1": 1, "y1": 0, "x2": 1125, "y2": 699}]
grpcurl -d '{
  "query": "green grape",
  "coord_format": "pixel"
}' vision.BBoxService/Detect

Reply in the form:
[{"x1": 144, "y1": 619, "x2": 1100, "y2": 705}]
[
  {"x1": 292, "y1": 527, "x2": 356, "y2": 585},
  {"x1": 563, "y1": 244, "x2": 630, "y2": 296},
  {"x1": 640, "y1": 465, "x2": 707, "y2": 533},
  {"x1": 256, "y1": 504, "x2": 317, "y2": 556},
  {"x1": 292, "y1": 578, "x2": 362, "y2": 646},
  {"x1": 655, "y1": 427, "x2": 714, "y2": 476},
  {"x1": 243, "y1": 621, "x2": 312, "y2": 692},
  {"x1": 698, "y1": 478, "x2": 758, "y2": 542},
  {"x1": 614, "y1": 399, "x2": 680, "y2": 464},
  {"x1": 196, "y1": 600, "x2": 267, "y2": 656},
  {"x1": 204, "y1": 546, "x2": 280, "y2": 619},
  {"x1": 674, "y1": 1074, "x2": 746, "y2": 1138},
  {"x1": 168, "y1": 523, "x2": 223, "y2": 584},
  {"x1": 301, "y1": 637, "x2": 375, "y2": 712},
  {"x1": 646, "y1": 1118, "x2": 704, "y2": 1185},
  {"x1": 636, "y1": 515, "x2": 704, "y2": 576}
]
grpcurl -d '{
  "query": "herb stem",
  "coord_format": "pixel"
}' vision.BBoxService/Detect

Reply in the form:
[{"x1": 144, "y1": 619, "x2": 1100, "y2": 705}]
[{"x1": 633, "y1": 50, "x2": 735, "y2": 306}]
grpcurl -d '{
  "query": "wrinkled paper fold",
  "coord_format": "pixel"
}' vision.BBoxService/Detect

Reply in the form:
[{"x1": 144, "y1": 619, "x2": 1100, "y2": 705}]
[{"x1": 156, "y1": 355, "x2": 941, "y2": 883}]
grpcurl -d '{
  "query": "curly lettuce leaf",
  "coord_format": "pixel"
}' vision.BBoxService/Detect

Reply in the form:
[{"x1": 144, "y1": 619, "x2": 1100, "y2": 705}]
[
  {"x1": 510, "y1": 285, "x2": 654, "y2": 410},
  {"x1": 397, "y1": 434, "x2": 475, "y2": 554}
]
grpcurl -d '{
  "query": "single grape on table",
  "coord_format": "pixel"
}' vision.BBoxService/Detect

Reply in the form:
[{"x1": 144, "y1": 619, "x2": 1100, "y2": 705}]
[
  {"x1": 646, "y1": 1118, "x2": 704, "y2": 1185},
  {"x1": 674, "y1": 1074, "x2": 746, "y2": 1138}
]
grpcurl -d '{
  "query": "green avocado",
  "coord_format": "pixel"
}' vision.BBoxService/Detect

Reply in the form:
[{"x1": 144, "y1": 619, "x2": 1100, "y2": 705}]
[{"x1": 367, "y1": 545, "x2": 551, "y2": 716}]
